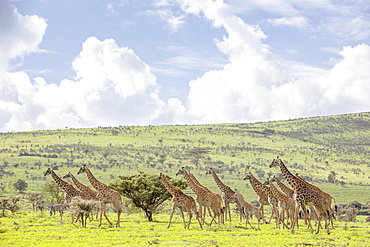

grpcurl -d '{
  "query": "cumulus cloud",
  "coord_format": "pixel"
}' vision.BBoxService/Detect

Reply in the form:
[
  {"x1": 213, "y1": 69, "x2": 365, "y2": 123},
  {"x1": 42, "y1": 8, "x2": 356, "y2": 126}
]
[
  {"x1": 173, "y1": 0, "x2": 370, "y2": 124},
  {"x1": 0, "y1": 36, "x2": 174, "y2": 131},
  {"x1": 0, "y1": 0, "x2": 47, "y2": 69}
]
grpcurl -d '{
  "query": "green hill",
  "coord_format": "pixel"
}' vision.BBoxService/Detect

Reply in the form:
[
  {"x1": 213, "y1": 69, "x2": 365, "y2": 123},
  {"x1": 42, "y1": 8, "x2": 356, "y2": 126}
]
[{"x1": 1, "y1": 112, "x2": 369, "y2": 205}]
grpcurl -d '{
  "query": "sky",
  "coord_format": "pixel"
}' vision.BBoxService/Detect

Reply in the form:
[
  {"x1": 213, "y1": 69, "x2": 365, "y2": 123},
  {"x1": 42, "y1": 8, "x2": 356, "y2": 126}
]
[{"x1": 1, "y1": 0, "x2": 370, "y2": 132}]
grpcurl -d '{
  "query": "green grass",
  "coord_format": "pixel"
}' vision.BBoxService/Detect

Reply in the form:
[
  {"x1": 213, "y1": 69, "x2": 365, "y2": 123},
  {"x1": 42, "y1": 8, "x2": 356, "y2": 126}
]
[{"x1": 0, "y1": 212, "x2": 369, "y2": 246}]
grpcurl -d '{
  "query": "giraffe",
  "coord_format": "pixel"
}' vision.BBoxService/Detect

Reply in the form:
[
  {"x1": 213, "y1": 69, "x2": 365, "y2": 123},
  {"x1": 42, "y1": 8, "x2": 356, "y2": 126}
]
[
  {"x1": 188, "y1": 171, "x2": 224, "y2": 224},
  {"x1": 269, "y1": 156, "x2": 331, "y2": 234},
  {"x1": 243, "y1": 173, "x2": 276, "y2": 225},
  {"x1": 44, "y1": 168, "x2": 89, "y2": 222},
  {"x1": 295, "y1": 173, "x2": 336, "y2": 229},
  {"x1": 206, "y1": 168, "x2": 242, "y2": 222},
  {"x1": 273, "y1": 174, "x2": 316, "y2": 225},
  {"x1": 77, "y1": 165, "x2": 122, "y2": 227},
  {"x1": 265, "y1": 178, "x2": 296, "y2": 229},
  {"x1": 176, "y1": 167, "x2": 223, "y2": 226},
  {"x1": 63, "y1": 172, "x2": 99, "y2": 220},
  {"x1": 231, "y1": 192, "x2": 260, "y2": 230},
  {"x1": 154, "y1": 173, "x2": 202, "y2": 229}
]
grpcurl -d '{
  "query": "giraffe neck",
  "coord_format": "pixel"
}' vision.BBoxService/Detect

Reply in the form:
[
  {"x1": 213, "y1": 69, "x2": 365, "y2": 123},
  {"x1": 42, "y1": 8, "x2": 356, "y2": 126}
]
[
  {"x1": 161, "y1": 175, "x2": 179, "y2": 196},
  {"x1": 269, "y1": 181, "x2": 285, "y2": 201},
  {"x1": 51, "y1": 170, "x2": 72, "y2": 191},
  {"x1": 183, "y1": 171, "x2": 206, "y2": 195},
  {"x1": 277, "y1": 159, "x2": 300, "y2": 190},
  {"x1": 69, "y1": 173, "x2": 92, "y2": 193},
  {"x1": 85, "y1": 167, "x2": 107, "y2": 191},
  {"x1": 274, "y1": 177, "x2": 294, "y2": 195},
  {"x1": 249, "y1": 176, "x2": 266, "y2": 194},
  {"x1": 210, "y1": 169, "x2": 233, "y2": 193}
]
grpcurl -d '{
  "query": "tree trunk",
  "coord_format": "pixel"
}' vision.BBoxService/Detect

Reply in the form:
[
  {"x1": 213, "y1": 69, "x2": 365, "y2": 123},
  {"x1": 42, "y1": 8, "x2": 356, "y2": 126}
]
[{"x1": 145, "y1": 210, "x2": 153, "y2": 222}]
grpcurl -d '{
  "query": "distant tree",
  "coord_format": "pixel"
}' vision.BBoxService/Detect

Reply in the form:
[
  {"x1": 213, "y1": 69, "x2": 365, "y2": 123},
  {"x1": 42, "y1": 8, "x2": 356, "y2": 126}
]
[
  {"x1": 186, "y1": 147, "x2": 210, "y2": 166},
  {"x1": 28, "y1": 193, "x2": 46, "y2": 212},
  {"x1": 13, "y1": 179, "x2": 28, "y2": 192},
  {"x1": 109, "y1": 171, "x2": 187, "y2": 221},
  {"x1": 328, "y1": 171, "x2": 337, "y2": 183},
  {"x1": 42, "y1": 181, "x2": 64, "y2": 203}
]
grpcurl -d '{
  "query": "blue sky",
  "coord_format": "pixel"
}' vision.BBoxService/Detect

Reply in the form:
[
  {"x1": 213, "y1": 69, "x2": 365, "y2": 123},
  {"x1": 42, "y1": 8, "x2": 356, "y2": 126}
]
[{"x1": 1, "y1": 0, "x2": 370, "y2": 131}]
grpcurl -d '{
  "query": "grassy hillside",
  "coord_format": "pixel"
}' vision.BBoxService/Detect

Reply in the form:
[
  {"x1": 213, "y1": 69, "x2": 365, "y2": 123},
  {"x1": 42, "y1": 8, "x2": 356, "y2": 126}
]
[{"x1": 1, "y1": 112, "x2": 370, "y2": 207}]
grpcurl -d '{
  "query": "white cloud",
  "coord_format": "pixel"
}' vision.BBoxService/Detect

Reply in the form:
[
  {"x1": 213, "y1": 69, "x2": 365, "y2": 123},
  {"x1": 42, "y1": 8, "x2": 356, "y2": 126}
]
[
  {"x1": 172, "y1": 0, "x2": 370, "y2": 124},
  {"x1": 268, "y1": 16, "x2": 309, "y2": 29},
  {"x1": 0, "y1": 0, "x2": 47, "y2": 69},
  {"x1": 1, "y1": 37, "x2": 170, "y2": 131}
]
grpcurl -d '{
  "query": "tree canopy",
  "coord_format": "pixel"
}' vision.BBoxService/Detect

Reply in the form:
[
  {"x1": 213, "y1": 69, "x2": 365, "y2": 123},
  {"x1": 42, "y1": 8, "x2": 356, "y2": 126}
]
[{"x1": 109, "y1": 171, "x2": 187, "y2": 221}]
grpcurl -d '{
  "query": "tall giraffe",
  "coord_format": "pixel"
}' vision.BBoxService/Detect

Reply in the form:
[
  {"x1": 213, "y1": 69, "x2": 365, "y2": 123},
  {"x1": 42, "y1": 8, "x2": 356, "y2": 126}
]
[
  {"x1": 188, "y1": 171, "x2": 223, "y2": 224},
  {"x1": 154, "y1": 173, "x2": 202, "y2": 229},
  {"x1": 270, "y1": 156, "x2": 331, "y2": 234},
  {"x1": 77, "y1": 165, "x2": 122, "y2": 227},
  {"x1": 176, "y1": 167, "x2": 223, "y2": 226},
  {"x1": 295, "y1": 173, "x2": 336, "y2": 229},
  {"x1": 243, "y1": 173, "x2": 276, "y2": 224},
  {"x1": 44, "y1": 168, "x2": 88, "y2": 222},
  {"x1": 206, "y1": 168, "x2": 242, "y2": 222},
  {"x1": 265, "y1": 178, "x2": 296, "y2": 229}
]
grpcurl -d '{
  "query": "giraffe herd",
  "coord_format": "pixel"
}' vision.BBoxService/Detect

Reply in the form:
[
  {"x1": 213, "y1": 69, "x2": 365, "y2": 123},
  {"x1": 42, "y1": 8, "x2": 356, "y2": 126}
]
[{"x1": 44, "y1": 156, "x2": 335, "y2": 234}]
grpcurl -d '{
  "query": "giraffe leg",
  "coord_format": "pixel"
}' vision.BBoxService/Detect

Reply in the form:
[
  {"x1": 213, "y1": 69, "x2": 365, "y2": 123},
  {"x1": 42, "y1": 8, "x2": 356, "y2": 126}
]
[
  {"x1": 184, "y1": 205, "x2": 192, "y2": 229},
  {"x1": 179, "y1": 208, "x2": 187, "y2": 228},
  {"x1": 167, "y1": 204, "x2": 176, "y2": 228},
  {"x1": 193, "y1": 205, "x2": 203, "y2": 229},
  {"x1": 99, "y1": 203, "x2": 112, "y2": 227},
  {"x1": 113, "y1": 201, "x2": 122, "y2": 227}
]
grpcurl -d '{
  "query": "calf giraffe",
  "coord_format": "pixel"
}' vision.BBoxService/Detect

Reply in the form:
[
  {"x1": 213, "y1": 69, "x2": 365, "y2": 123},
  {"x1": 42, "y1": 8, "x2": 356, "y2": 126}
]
[
  {"x1": 270, "y1": 156, "x2": 331, "y2": 234},
  {"x1": 154, "y1": 173, "x2": 202, "y2": 229},
  {"x1": 232, "y1": 192, "x2": 260, "y2": 230},
  {"x1": 206, "y1": 168, "x2": 242, "y2": 222},
  {"x1": 44, "y1": 168, "x2": 88, "y2": 222},
  {"x1": 176, "y1": 167, "x2": 223, "y2": 226},
  {"x1": 243, "y1": 173, "x2": 275, "y2": 224},
  {"x1": 77, "y1": 165, "x2": 122, "y2": 227}
]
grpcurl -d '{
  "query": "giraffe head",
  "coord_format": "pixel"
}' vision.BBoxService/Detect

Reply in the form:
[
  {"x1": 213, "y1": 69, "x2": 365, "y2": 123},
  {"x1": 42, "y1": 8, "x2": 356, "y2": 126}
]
[
  {"x1": 262, "y1": 179, "x2": 271, "y2": 186},
  {"x1": 44, "y1": 168, "x2": 52, "y2": 176},
  {"x1": 62, "y1": 172, "x2": 72, "y2": 179},
  {"x1": 154, "y1": 173, "x2": 164, "y2": 181},
  {"x1": 77, "y1": 165, "x2": 87, "y2": 175},
  {"x1": 243, "y1": 173, "x2": 254, "y2": 181},
  {"x1": 205, "y1": 168, "x2": 213, "y2": 175},
  {"x1": 269, "y1": 156, "x2": 281, "y2": 168},
  {"x1": 175, "y1": 167, "x2": 186, "y2": 176}
]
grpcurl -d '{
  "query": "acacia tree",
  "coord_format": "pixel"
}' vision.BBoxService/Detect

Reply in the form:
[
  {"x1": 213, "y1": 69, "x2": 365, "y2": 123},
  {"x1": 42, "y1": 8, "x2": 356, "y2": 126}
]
[
  {"x1": 42, "y1": 181, "x2": 64, "y2": 203},
  {"x1": 13, "y1": 179, "x2": 28, "y2": 192},
  {"x1": 109, "y1": 171, "x2": 187, "y2": 221},
  {"x1": 186, "y1": 147, "x2": 210, "y2": 167}
]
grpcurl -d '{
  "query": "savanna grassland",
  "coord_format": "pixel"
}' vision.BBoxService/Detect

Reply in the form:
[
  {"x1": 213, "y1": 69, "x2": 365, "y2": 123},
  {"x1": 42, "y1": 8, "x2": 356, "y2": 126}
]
[{"x1": 0, "y1": 112, "x2": 370, "y2": 246}]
